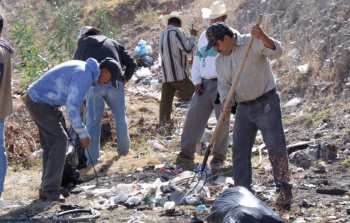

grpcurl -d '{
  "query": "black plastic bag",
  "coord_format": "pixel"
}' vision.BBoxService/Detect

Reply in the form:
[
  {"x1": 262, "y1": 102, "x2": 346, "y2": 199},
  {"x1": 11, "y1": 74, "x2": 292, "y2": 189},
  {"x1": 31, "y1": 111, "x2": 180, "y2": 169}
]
[
  {"x1": 207, "y1": 186, "x2": 284, "y2": 223},
  {"x1": 58, "y1": 114, "x2": 83, "y2": 188}
]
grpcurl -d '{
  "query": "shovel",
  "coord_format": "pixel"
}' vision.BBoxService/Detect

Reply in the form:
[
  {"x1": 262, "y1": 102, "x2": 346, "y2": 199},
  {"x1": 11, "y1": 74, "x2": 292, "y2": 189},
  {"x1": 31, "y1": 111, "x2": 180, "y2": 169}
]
[{"x1": 183, "y1": 15, "x2": 264, "y2": 197}]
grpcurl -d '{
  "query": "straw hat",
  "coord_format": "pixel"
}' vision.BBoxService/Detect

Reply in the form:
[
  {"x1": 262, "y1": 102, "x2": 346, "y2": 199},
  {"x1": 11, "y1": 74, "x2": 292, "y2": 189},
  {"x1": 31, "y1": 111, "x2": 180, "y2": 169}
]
[
  {"x1": 201, "y1": 1, "x2": 233, "y2": 19},
  {"x1": 161, "y1": 11, "x2": 187, "y2": 27}
]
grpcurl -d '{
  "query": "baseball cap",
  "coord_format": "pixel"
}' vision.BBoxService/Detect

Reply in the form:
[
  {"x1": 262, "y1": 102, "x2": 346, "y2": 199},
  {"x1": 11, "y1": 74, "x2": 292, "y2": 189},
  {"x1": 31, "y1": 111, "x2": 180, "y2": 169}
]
[
  {"x1": 99, "y1": 58, "x2": 122, "y2": 88},
  {"x1": 205, "y1": 23, "x2": 230, "y2": 51}
]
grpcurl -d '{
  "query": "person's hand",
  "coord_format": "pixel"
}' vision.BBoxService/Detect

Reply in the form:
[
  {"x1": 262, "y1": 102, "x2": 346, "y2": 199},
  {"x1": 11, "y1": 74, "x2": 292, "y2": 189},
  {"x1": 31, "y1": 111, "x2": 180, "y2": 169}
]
[
  {"x1": 123, "y1": 80, "x2": 127, "y2": 88},
  {"x1": 220, "y1": 99, "x2": 232, "y2": 121},
  {"x1": 190, "y1": 27, "x2": 197, "y2": 36},
  {"x1": 80, "y1": 136, "x2": 91, "y2": 150},
  {"x1": 251, "y1": 25, "x2": 266, "y2": 40},
  {"x1": 195, "y1": 84, "x2": 203, "y2": 96}
]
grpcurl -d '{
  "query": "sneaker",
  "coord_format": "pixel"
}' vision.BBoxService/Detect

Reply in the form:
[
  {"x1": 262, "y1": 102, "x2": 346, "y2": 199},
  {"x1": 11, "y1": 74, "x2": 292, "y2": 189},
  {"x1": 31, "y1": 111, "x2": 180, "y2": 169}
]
[
  {"x1": 175, "y1": 152, "x2": 194, "y2": 165},
  {"x1": 0, "y1": 194, "x2": 3, "y2": 208},
  {"x1": 39, "y1": 189, "x2": 65, "y2": 202},
  {"x1": 276, "y1": 192, "x2": 293, "y2": 208}
]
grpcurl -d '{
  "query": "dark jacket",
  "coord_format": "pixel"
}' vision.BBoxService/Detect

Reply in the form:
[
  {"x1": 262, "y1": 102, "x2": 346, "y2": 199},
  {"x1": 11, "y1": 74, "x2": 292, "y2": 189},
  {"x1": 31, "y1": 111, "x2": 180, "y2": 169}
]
[{"x1": 74, "y1": 35, "x2": 136, "y2": 81}]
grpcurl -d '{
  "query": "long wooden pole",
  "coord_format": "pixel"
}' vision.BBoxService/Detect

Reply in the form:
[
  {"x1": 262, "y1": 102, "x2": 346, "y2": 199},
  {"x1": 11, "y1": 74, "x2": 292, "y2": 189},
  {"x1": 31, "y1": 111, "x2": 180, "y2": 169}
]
[{"x1": 201, "y1": 15, "x2": 264, "y2": 171}]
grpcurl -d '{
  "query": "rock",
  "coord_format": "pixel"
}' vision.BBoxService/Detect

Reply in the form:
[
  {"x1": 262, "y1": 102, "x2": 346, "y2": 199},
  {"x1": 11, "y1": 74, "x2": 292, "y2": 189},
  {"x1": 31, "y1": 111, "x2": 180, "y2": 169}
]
[
  {"x1": 316, "y1": 188, "x2": 348, "y2": 195},
  {"x1": 313, "y1": 167, "x2": 326, "y2": 174},
  {"x1": 314, "y1": 132, "x2": 323, "y2": 139},
  {"x1": 300, "y1": 199, "x2": 309, "y2": 207},
  {"x1": 297, "y1": 167, "x2": 304, "y2": 172},
  {"x1": 289, "y1": 149, "x2": 315, "y2": 169}
]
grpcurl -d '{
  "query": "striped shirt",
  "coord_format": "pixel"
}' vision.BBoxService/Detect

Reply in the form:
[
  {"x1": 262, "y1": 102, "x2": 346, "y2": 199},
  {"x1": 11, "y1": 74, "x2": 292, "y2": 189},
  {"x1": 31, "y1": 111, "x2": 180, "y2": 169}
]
[
  {"x1": 159, "y1": 25, "x2": 195, "y2": 83},
  {"x1": 216, "y1": 32, "x2": 283, "y2": 103}
]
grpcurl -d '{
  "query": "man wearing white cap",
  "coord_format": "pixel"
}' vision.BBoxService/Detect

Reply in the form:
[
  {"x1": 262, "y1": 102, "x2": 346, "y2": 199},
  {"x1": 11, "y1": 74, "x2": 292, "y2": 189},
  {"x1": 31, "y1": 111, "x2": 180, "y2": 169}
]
[
  {"x1": 177, "y1": 2, "x2": 239, "y2": 168},
  {"x1": 159, "y1": 11, "x2": 197, "y2": 125}
]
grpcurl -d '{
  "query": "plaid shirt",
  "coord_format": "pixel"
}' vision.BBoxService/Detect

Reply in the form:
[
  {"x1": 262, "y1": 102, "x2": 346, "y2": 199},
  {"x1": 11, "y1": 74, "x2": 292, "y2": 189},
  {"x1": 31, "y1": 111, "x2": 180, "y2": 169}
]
[{"x1": 216, "y1": 32, "x2": 282, "y2": 103}]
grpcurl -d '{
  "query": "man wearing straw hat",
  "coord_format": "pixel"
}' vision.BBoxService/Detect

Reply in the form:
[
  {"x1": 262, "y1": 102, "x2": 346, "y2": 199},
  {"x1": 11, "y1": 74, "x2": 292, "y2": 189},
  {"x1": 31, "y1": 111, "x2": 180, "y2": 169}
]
[
  {"x1": 158, "y1": 11, "x2": 197, "y2": 125},
  {"x1": 178, "y1": 2, "x2": 239, "y2": 168},
  {"x1": 206, "y1": 22, "x2": 293, "y2": 208}
]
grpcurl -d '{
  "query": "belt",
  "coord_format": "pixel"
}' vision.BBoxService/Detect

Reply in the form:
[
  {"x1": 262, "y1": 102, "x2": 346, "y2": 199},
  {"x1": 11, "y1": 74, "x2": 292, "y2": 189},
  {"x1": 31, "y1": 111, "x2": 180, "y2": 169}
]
[
  {"x1": 203, "y1": 78, "x2": 217, "y2": 81},
  {"x1": 240, "y1": 88, "x2": 276, "y2": 105}
]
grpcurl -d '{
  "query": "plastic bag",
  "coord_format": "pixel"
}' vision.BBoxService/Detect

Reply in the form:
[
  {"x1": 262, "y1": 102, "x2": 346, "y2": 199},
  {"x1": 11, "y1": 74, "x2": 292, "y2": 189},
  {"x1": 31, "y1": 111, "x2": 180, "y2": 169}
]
[
  {"x1": 134, "y1": 39, "x2": 149, "y2": 56},
  {"x1": 207, "y1": 186, "x2": 284, "y2": 223}
]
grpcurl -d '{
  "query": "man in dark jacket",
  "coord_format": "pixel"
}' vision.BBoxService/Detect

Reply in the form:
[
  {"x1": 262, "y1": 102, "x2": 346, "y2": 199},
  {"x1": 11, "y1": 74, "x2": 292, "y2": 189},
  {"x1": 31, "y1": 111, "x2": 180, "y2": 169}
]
[{"x1": 74, "y1": 26, "x2": 136, "y2": 167}]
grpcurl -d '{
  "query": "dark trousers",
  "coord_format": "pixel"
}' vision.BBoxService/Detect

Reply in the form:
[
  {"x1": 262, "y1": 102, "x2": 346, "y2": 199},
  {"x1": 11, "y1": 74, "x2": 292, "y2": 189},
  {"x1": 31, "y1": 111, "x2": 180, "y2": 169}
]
[
  {"x1": 159, "y1": 77, "x2": 195, "y2": 124},
  {"x1": 25, "y1": 94, "x2": 67, "y2": 191},
  {"x1": 232, "y1": 92, "x2": 292, "y2": 193}
]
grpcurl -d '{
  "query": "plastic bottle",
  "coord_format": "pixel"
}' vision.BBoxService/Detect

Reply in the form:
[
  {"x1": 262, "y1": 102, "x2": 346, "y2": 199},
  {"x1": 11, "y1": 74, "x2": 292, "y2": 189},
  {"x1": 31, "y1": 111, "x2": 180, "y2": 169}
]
[
  {"x1": 154, "y1": 142, "x2": 165, "y2": 150},
  {"x1": 197, "y1": 204, "x2": 206, "y2": 212},
  {"x1": 116, "y1": 183, "x2": 133, "y2": 193}
]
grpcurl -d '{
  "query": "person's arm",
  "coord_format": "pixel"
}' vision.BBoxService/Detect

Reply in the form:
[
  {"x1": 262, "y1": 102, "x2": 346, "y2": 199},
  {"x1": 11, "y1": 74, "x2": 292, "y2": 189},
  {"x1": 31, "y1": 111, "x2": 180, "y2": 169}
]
[
  {"x1": 174, "y1": 29, "x2": 196, "y2": 55},
  {"x1": 65, "y1": 71, "x2": 92, "y2": 140},
  {"x1": 114, "y1": 40, "x2": 137, "y2": 81},
  {"x1": 191, "y1": 47, "x2": 202, "y2": 85},
  {"x1": 216, "y1": 57, "x2": 231, "y2": 102},
  {"x1": 251, "y1": 25, "x2": 283, "y2": 60}
]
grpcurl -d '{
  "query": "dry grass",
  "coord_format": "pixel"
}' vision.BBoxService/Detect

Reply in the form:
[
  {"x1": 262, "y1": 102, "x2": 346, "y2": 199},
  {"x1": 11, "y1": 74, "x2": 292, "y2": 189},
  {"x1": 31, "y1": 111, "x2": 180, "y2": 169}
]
[{"x1": 3, "y1": 168, "x2": 42, "y2": 201}]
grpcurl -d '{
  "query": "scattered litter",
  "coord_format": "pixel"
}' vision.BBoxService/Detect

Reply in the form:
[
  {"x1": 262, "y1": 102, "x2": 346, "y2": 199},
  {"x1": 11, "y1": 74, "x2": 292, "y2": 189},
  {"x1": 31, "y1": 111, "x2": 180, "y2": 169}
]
[
  {"x1": 114, "y1": 191, "x2": 128, "y2": 204},
  {"x1": 134, "y1": 39, "x2": 150, "y2": 56},
  {"x1": 197, "y1": 204, "x2": 206, "y2": 212},
  {"x1": 155, "y1": 164, "x2": 166, "y2": 170},
  {"x1": 283, "y1": 98, "x2": 303, "y2": 107},
  {"x1": 185, "y1": 194, "x2": 201, "y2": 205},
  {"x1": 136, "y1": 67, "x2": 152, "y2": 77},
  {"x1": 52, "y1": 209, "x2": 101, "y2": 222},
  {"x1": 164, "y1": 201, "x2": 175, "y2": 210},
  {"x1": 136, "y1": 168, "x2": 144, "y2": 172},
  {"x1": 297, "y1": 63, "x2": 309, "y2": 73}
]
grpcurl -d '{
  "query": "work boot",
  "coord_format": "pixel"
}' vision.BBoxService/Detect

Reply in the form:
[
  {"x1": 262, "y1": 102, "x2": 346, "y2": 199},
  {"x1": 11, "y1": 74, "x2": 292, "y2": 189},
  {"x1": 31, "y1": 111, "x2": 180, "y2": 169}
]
[
  {"x1": 210, "y1": 158, "x2": 224, "y2": 173},
  {"x1": 39, "y1": 189, "x2": 65, "y2": 202},
  {"x1": 175, "y1": 152, "x2": 194, "y2": 165},
  {"x1": 209, "y1": 158, "x2": 224, "y2": 168},
  {"x1": 276, "y1": 192, "x2": 293, "y2": 208}
]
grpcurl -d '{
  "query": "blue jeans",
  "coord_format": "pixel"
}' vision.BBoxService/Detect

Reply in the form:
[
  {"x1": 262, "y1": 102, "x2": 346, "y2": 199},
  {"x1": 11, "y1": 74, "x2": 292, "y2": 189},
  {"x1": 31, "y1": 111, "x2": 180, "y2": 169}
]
[
  {"x1": 232, "y1": 92, "x2": 292, "y2": 193},
  {"x1": 0, "y1": 118, "x2": 7, "y2": 194},
  {"x1": 85, "y1": 81, "x2": 130, "y2": 166}
]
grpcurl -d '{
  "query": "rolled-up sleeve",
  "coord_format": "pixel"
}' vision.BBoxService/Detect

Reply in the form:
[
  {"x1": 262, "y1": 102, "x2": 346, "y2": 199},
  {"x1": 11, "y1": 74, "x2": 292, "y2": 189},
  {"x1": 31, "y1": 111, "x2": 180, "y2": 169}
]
[
  {"x1": 255, "y1": 38, "x2": 283, "y2": 60},
  {"x1": 191, "y1": 47, "x2": 202, "y2": 85}
]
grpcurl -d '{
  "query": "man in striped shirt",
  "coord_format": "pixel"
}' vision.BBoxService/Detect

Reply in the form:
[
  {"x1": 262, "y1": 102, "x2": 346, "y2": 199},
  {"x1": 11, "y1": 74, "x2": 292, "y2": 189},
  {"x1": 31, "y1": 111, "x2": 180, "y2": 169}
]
[{"x1": 159, "y1": 11, "x2": 197, "y2": 125}]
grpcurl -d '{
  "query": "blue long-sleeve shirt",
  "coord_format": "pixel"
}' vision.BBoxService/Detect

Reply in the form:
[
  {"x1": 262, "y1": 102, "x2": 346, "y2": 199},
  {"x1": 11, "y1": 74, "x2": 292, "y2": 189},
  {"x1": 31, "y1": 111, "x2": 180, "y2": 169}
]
[{"x1": 27, "y1": 58, "x2": 100, "y2": 139}]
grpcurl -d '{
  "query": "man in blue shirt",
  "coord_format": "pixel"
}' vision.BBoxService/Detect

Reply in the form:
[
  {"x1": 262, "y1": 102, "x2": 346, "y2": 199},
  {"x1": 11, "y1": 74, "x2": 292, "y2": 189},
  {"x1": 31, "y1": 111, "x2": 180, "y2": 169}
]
[{"x1": 25, "y1": 58, "x2": 121, "y2": 201}]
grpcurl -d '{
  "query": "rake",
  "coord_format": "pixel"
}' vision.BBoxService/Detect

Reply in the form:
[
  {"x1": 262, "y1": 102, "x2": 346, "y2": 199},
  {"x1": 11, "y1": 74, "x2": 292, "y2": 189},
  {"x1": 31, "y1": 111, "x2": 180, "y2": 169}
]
[{"x1": 179, "y1": 15, "x2": 264, "y2": 199}]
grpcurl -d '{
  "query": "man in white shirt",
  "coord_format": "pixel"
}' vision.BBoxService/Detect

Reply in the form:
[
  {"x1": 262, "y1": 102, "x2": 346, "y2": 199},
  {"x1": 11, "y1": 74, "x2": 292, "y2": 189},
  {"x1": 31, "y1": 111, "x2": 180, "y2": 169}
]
[{"x1": 177, "y1": 2, "x2": 239, "y2": 168}]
